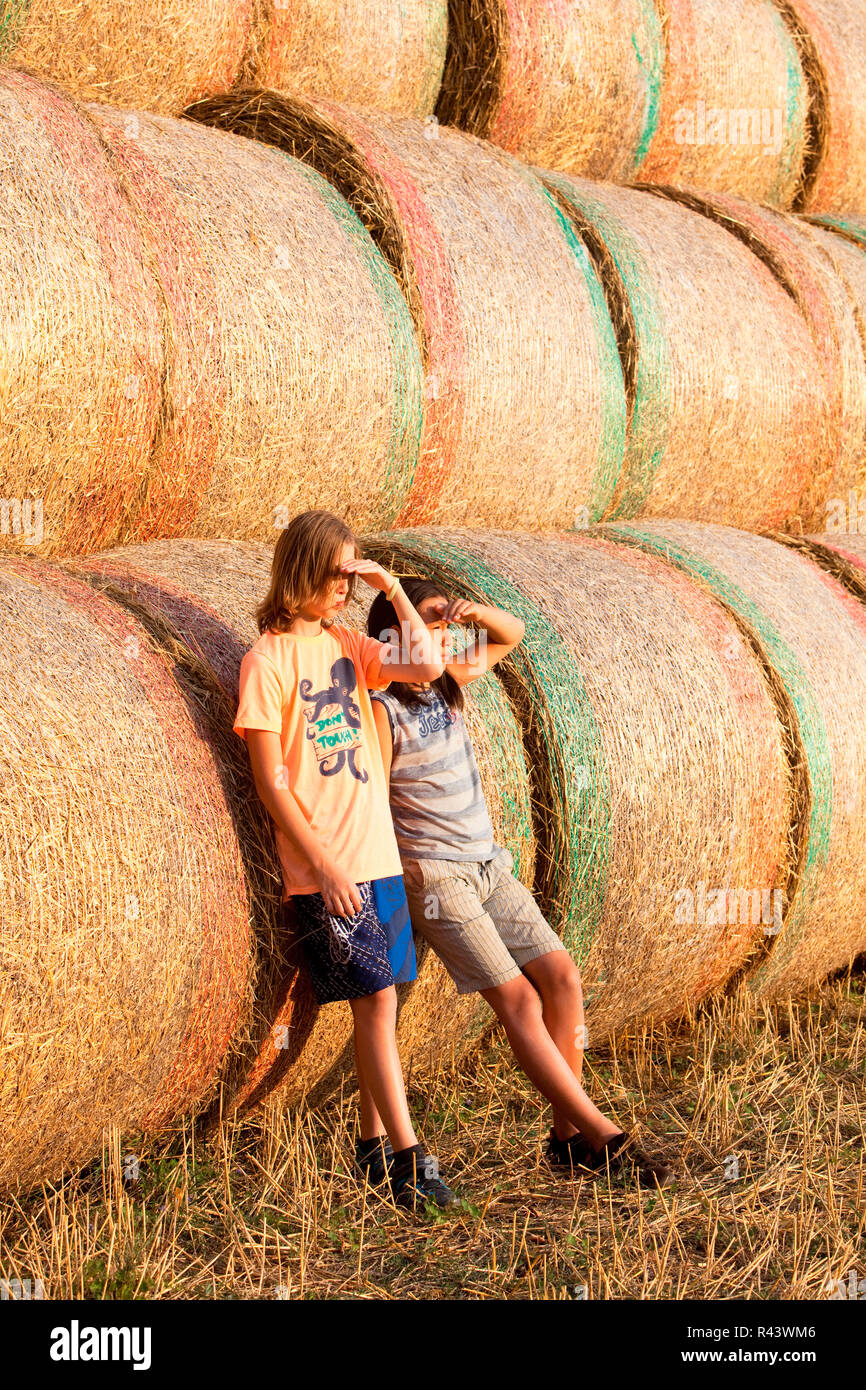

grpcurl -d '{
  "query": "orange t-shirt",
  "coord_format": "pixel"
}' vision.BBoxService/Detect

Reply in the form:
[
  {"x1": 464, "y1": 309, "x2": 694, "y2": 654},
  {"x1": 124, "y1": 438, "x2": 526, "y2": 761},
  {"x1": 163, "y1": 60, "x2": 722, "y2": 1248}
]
[{"x1": 233, "y1": 623, "x2": 403, "y2": 899}]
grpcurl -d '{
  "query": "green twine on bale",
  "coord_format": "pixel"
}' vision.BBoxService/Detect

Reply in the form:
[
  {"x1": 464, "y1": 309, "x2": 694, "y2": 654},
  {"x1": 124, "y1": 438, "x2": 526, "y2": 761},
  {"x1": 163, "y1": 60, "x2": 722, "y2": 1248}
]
[
  {"x1": 0, "y1": 0, "x2": 29, "y2": 58},
  {"x1": 369, "y1": 529, "x2": 611, "y2": 963},
  {"x1": 293, "y1": 160, "x2": 424, "y2": 526},
  {"x1": 604, "y1": 523, "x2": 833, "y2": 994},
  {"x1": 629, "y1": 0, "x2": 665, "y2": 173}
]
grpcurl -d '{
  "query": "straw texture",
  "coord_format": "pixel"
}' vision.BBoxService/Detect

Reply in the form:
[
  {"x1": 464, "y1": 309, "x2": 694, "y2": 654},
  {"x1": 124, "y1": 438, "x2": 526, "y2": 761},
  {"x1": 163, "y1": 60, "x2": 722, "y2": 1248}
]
[
  {"x1": 606, "y1": 521, "x2": 866, "y2": 999},
  {"x1": 435, "y1": 0, "x2": 664, "y2": 183},
  {"x1": 0, "y1": 557, "x2": 252, "y2": 1193},
  {"x1": 545, "y1": 175, "x2": 828, "y2": 529},
  {"x1": 780, "y1": 0, "x2": 866, "y2": 215},
  {"x1": 629, "y1": 185, "x2": 865, "y2": 532},
  {"x1": 1, "y1": 1, "x2": 250, "y2": 112},
  {"x1": 635, "y1": 0, "x2": 807, "y2": 205},
  {"x1": 184, "y1": 91, "x2": 627, "y2": 530},
  {"x1": 241, "y1": 0, "x2": 447, "y2": 116},
  {"x1": 778, "y1": 531, "x2": 866, "y2": 608},
  {"x1": 366, "y1": 528, "x2": 790, "y2": 1039}
]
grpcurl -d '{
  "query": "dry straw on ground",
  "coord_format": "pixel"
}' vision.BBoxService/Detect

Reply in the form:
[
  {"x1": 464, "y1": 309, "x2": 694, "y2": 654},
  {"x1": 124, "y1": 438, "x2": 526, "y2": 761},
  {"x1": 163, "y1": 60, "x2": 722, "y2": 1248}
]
[
  {"x1": 780, "y1": 0, "x2": 866, "y2": 215},
  {"x1": 184, "y1": 90, "x2": 626, "y2": 531},
  {"x1": 239, "y1": 0, "x2": 447, "y2": 117},
  {"x1": 631, "y1": 185, "x2": 866, "y2": 533},
  {"x1": 366, "y1": 528, "x2": 791, "y2": 1040},
  {"x1": 0, "y1": 556, "x2": 252, "y2": 1196},
  {"x1": 434, "y1": 0, "x2": 664, "y2": 183},
  {"x1": 544, "y1": 175, "x2": 828, "y2": 529},
  {"x1": 634, "y1": 0, "x2": 807, "y2": 205},
  {"x1": 1, "y1": 74, "x2": 422, "y2": 557},
  {"x1": 605, "y1": 520, "x2": 866, "y2": 1002},
  {"x1": 0, "y1": 0, "x2": 249, "y2": 112}
]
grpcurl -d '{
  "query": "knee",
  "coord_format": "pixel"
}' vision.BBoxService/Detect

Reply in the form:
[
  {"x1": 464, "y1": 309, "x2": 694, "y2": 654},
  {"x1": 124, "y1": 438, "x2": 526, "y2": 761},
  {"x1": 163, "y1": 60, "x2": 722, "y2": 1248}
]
[
  {"x1": 535, "y1": 952, "x2": 582, "y2": 1000},
  {"x1": 490, "y1": 974, "x2": 542, "y2": 1026},
  {"x1": 351, "y1": 986, "x2": 397, "y2": 1027}
]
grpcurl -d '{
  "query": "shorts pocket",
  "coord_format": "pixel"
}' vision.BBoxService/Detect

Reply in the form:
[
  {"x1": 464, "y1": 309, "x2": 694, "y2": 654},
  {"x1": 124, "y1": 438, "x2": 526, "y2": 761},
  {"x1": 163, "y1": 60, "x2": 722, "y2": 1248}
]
[
  {"x1": 401, "y1": 857, "x2": 427, "y2": 890},
  {"x1": 495, "y1": 845, "x2": 515, "y2": 875}
]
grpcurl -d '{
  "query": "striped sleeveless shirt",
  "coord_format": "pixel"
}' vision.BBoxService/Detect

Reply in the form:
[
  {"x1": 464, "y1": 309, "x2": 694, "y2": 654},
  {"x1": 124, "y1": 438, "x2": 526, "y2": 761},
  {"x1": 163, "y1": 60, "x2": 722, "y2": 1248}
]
[{"x1": 371, "y1": 686, "x2": 497, "y2": 861}]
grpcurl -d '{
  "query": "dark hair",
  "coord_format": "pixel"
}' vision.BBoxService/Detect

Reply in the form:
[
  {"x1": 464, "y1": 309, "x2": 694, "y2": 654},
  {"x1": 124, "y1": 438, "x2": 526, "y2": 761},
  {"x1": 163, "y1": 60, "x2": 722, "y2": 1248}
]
[
  {"x1": 254, "y1": 510, "x2": 358, "y2": 635},
  {"x1": 367, "y1": 576, "x2": 465, "y2": 712}
]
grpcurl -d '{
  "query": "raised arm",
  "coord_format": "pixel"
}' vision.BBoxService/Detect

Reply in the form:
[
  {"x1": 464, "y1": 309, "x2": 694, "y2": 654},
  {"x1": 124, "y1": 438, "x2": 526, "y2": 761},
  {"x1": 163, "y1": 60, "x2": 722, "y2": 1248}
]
[
  {"x1": 342, "y1": 558, "x2": 444, "y2": 682},
  {"x1": 438, "y1": 598, "x2": 525, "y2": 685}
]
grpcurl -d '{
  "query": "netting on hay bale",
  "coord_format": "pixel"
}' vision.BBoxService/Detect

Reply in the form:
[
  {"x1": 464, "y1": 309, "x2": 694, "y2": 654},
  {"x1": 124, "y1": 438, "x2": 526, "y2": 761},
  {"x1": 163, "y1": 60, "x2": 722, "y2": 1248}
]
[
  {"x1": 0, "y1": 0, "x2": 250, "y2": 112},
  {"x1": 545, "y1": 175, "x2": 830, "y2": 530},
  {"x1": 777, "y1": 531, "x2": 866, "y2": 608},
  {"x1": 634, "y1": 0, "x2": 807, "y2": 206},
  {"x1": 0, "y1": 558, "x2": 253, "y2": 1194},
  {"x1": 0, "y1": 73, "x2": 423, "y2": 558},
  {"x1": 366, "y1": 527, "x2": 791, "y2": 1040},
  {"x1": 240, "y1": 0, "x2": 447, "y2": 117},
  {"x1": 606, "y1": 520, "x2": 866, "y2": 1001},
  {"x1": 777, "y1": 0, "x2": 866, "y2": 216},
  {"x1": 184, "y1": 90, "x2": 627, "y2": 532},
  {"x1": 627, "y1": 185, "x2": 866, "y2": 534},
  {"x1": 434, "y1": 0, "x2": 664, "y2": 183}
]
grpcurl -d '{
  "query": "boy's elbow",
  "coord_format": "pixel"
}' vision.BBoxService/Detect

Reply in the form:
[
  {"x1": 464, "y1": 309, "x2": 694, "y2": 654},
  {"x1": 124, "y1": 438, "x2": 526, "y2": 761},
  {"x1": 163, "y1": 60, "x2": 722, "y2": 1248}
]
[{"x1": 421, "y1": 656, "x2": 446, "y2": 681}]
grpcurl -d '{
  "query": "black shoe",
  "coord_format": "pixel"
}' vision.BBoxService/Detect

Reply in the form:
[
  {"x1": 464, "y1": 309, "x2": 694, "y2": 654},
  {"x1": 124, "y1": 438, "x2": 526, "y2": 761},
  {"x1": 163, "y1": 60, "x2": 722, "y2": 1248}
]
[
  {"x1": 545, "y1": 1128, "x2": 674, "y2": 1187},
  {"x1": 389, "y1": 1144, "x2": 458, "y2": 1211},
  {"x1": 354, "y1": 1134, "x2": 394, "y2": 1186}
]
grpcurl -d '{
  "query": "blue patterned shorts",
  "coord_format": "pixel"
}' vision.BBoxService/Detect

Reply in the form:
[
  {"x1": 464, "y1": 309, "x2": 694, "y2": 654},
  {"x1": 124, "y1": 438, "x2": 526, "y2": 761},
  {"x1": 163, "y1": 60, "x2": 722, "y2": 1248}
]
[{"x1": 289, "y1": 874, "x2": 417, "y2": 1004}]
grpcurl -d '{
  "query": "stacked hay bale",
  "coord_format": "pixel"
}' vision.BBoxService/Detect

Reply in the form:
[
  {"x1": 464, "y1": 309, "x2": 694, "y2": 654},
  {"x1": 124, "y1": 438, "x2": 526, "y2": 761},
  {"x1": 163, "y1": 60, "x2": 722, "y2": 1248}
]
[
  {"x1": 542, "y1": 175, "x2": 829, "y2": 528},
  {"x1": 605, "y1": 521, "x2": 866, "y2": 998},
  {"x1": 0, "y1": 1, "x2": 250, "y2": 111},
  {"x1": 69, "y1": 540, "x2": 536, "y2": 1100},
  {"x1": 434, "y1": 0, "x2": 664, "y2": 183},
  {"x1": 776, "y1": 531, "x2": 866, "y2": 605},
  {"x1": 633, "y1": 0, "x2": 807, "y2": 205},
  {"x1": 623, "y1": 185, "x2": 866, "y2": 531},
  {"x1": 0, "y1": 557, "x2": 252, "y2": 1194},
  {"x1": 0, "y1": 72, "x2": 423, "y2": 557},
  {"x1": 366, "y1": 528, "x2": 791, "y2": 1038},
  {"x1": 241, "y1": 0, "x2": 447, "y2": 117},
  {"x1": 184, "y1": 90, "x2": 627, "y2": 530},
  {"x1": 779, "y1": 0, "x2": 866, "y2": 216}
]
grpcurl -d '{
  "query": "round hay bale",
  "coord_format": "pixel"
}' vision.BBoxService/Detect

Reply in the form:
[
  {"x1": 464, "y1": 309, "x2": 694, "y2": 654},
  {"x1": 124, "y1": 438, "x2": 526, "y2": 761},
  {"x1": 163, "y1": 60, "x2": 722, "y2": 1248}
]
[
  {"x1": 0, "y1": 557, "x2": 252, "y2": 1194},
  {"x1": 434, "y1": 0, "x2": 664, "y2": 183},
  {"x1": 366, "y1": 528, "x2": 790, "y2": 1039},
  {"x1": 779, "y1": 0, "x2": 866, "y2": 215},
  {"x1": 1, "y1": 1, "x2": 250, "y2": 112},
  {"x1": 777, "y1": 530, "x2": 866, "y2": 607},
  {"x1": 806, "y1": 215, "x2": 866, "y2": 250},
  {"x1": 344, "y1": 579, "x2": 536, "y2": 1076},
  {"x1": 544, "y1": 175, "x2": 829, "y2": 529},
  {"x1": 628, "y1": 185, "x2": 866, "y2": 532},
  {"x1": 241, "y1": 0, "x2": 447, "y2": 117},
  {"x1": 605, "y1": 519, "x2": 866, "y2": 999},
  {"x1": 0, "y1": 71, "x2": 169, "y2": 557},
  {"x1": 70, "y1": 539, "x2": 358, "y2": 1113},
  {"x1": 184, "y1": 91, "x2": 627, "y2": 531},
  {"x1": 633, "y1": 0, "x2": 807, "y2": 205},
  {"x1": 81, "y1": 104, "x2": 423, "y2": 547}
]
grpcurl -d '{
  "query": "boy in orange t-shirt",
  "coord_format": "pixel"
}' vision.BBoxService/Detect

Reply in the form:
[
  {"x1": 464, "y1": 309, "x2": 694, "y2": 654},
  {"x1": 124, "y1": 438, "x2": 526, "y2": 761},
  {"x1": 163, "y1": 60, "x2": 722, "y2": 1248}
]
[{"x1": 234, "y1": 509, "x2": 457, "y2": 1211}]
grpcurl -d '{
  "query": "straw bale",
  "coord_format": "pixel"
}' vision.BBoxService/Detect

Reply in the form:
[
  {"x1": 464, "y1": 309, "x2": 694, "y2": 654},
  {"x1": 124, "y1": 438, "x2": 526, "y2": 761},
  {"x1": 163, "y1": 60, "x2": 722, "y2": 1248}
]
[
  {"x1": 778, "y1": 0, "x2": 866, "y2": 215},
  {"x1": 634, "y1": 0, "x2": 807, "y2": 205},
  {"x1": 546, "y1": 175, "x2": 828, "y2": 528},
  {"x1": 778, "y1": 531, "x2": 866, "y2": 608},
  {"x1": 366, "y1": 528, "x2": 790, "y2": 1039},
  {"x1": 0, "y1": 558, "x2": 252, "y2": 1193},
  {"x1": 185, "y1": 90, "x2": 626, "y2": 530},
  {"x1": 2, "y1": 1, "x2": 250, "y2": 113},
  {"x1": 80, "y1": 103, "x2": 423, "y2": 548},
  {"x1": 630, "y1": 185, "x2": 866, "y2": 531},
  {"x1": 241, "y1": 0, "x2": 447, "y2": 117},
  {"x1": 435, "y1": 0, "x2": 664, "y2": 183},
  {"x1": 0, "y1": 71, "x2": 168, "y2": 556},
  {"x1": 606, "y1": 520, "x2": 866, "y2": 998}
]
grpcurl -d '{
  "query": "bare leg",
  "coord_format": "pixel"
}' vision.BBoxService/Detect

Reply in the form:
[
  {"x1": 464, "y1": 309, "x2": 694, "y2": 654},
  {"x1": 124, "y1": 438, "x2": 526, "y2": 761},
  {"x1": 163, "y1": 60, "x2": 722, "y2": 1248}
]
[
  {"x1": 481, "y1": 973, "x2": 622, "y2": 1151},
  {"x1": 353, "y1": 1029, "x2": 385, "y2": 1143},
  {"x1": 523, "y1": 950, "x2": 587, "y2": 1141},
  {"x1": 350, "y1": 988, "x2": 417, "y2": 1153}
]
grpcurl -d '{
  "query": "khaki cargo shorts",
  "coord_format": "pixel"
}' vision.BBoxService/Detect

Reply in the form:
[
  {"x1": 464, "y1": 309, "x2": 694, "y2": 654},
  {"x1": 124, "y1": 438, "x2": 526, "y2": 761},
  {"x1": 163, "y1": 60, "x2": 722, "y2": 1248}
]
[{"x1": 400, "y1": 845, "x2": 566, "y2": 994}]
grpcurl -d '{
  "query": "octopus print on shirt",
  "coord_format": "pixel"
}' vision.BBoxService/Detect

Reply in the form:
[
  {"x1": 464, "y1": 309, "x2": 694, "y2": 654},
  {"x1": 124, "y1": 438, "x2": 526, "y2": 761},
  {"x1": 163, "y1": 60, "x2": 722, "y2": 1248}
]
[{"x1": 300, "y1": 656, "x2": 368, "y2": 782}]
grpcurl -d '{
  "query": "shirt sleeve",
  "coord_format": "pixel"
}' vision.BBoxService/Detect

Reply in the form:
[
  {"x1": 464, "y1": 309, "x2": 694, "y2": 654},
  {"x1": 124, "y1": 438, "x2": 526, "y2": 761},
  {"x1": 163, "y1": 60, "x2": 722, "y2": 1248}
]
[
  {"x1": 354, "y1": 631, "x2": 393, "y2": 692},
  {"x1": 233, "y1": 650, "x2": 284, "y2": 740}
]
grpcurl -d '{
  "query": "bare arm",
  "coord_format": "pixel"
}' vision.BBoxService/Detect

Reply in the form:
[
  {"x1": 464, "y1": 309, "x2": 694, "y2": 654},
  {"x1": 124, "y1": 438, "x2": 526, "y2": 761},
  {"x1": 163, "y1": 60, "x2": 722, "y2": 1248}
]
[
  {"x1": 438, "y1": 598, "x2": 525, "y2": 685},
  {"x1": 342, "y1": 558, "x2": 444, "y2": 682},
  {"x1": 245, "y1": 728, "x2": 362, "y2": 916},
  {"x1": 371, "y1": 699, "x2": 393, "y2": 782}
]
